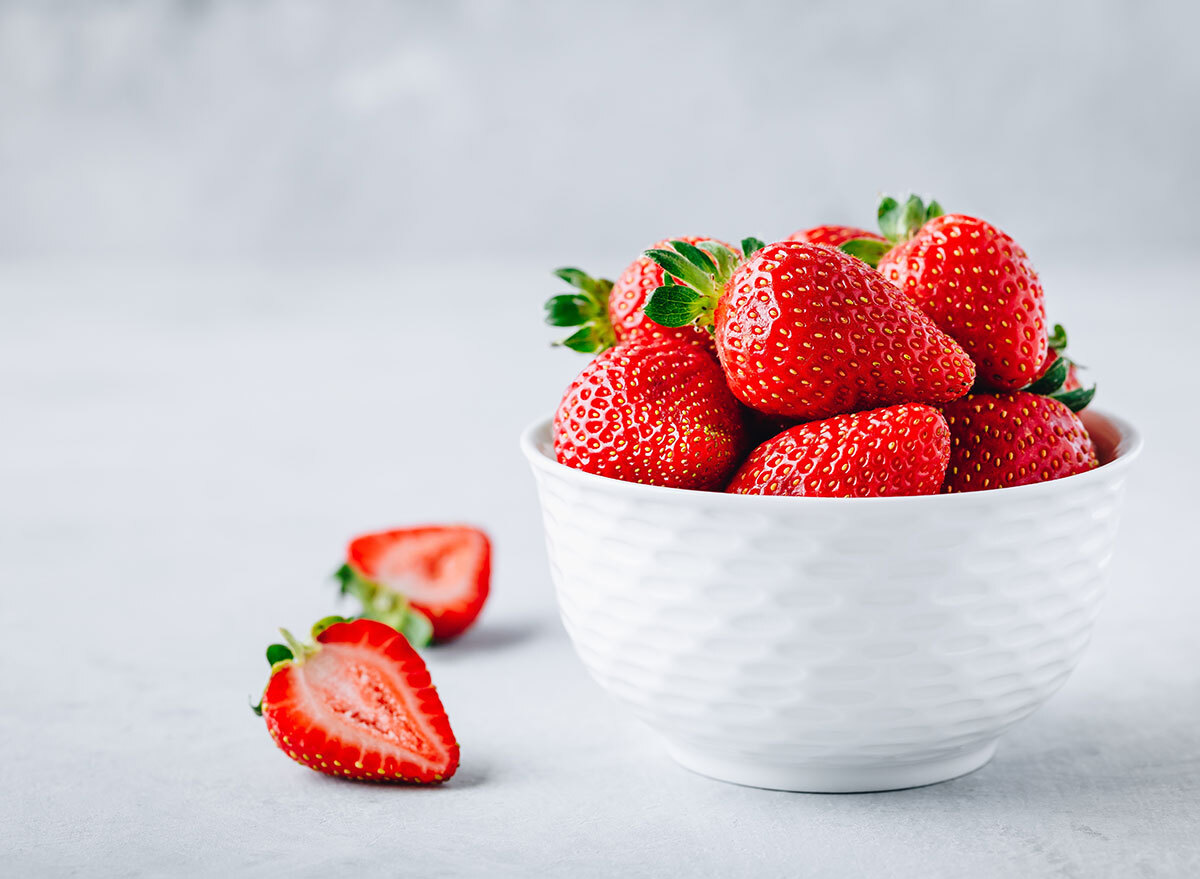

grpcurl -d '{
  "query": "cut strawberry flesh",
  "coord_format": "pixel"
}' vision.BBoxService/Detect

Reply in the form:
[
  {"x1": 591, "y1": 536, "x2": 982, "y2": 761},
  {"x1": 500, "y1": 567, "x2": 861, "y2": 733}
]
[
  {"x1": 262, "y1": 619, "x2": 459, "y2": 782},
  {"x1": 301, "y1": 643, "x2": 442, "y2": 764},
  {"x1": 347, "y1": 526, "x2": 491, "y2": 640},
  {"x1": 368, "y1": 531, "x2": 480, "y2": 603}
]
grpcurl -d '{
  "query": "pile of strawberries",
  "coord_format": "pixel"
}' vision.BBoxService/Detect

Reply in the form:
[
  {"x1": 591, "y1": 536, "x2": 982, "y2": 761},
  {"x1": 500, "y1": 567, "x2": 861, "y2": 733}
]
[{"x1": 545, "y1": 195, "x2": 1098, "y2": 497}]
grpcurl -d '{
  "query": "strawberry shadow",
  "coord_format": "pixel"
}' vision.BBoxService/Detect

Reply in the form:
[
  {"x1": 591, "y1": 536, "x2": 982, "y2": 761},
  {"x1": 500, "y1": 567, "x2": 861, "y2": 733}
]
[{"x1": 434, "y1": 619, "x2": 544, "y2": 656}]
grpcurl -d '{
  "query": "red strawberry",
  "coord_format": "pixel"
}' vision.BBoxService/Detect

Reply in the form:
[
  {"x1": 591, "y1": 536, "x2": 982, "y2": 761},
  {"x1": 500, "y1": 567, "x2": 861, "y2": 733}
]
[
  {"x1": 941, "y1": 392, "x2": 1098, "y2": 492},
  {"x1": 554, "y1": 337, "x2": 747, "y2": 489},
  {"x1": 254, "y1": 617, "x2": 459, "y2": 783},
  {"x1": 543, "y1": 237, "x2": 730, "y2": 354},
  {"x1": 339, "y1": 526, "x2": 491, "y2": 643},
  {"x1": 844, "y1": 195, "x2": 1049, "y2": 391},
  {"x1": 788, "y1": 225, "x2": 886, "y2": 249},
  {"x1": 643, "y1": 238, "x2": 975, "y2": 422},
  {"x1": 726, "y1": 404, "x2": 950, "y2": 498}
]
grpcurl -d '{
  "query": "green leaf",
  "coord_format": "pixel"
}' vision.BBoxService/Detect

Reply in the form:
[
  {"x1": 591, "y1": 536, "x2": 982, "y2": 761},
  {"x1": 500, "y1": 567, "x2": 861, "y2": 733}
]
[
  {"x1": 644, "y1": 284, "x2": 706, "y2": 327},
  {"x1": 878, "y1": 196, "x2": 906, "y2": 242},
  {"x1": 1027, "y1": 355, "x2": 1068, "y2": 395},
  {"x1": 1048, "y1": 323, "x2": 1068, "y2": 351},
  {"x1": 544, "y1": 294, "x2": 592, "y2": 327},
  {"x1": 1052, "y1": 385, "x2": 1096, "y2": 412},
  {"x1": 311, "y1": 615, "x2": 348, "y2": 639},
  {"x1": 334, "y1": 563, "x2": 355, "y2": 595},
  {"x1": 670, "y1": 240, "x2": 717, "y2": 274},
  {"x1": 644, "y1": 248, "x2": 714, "y2": 295},
  {"x1": 559, "y1": 325, "x2": 609, "y2": 353},
  {"x1": 740, "y1": 237, "x2": 765, "y2": 257},
  {"x1": 398, "y1": 607, "x2": 434, "y2": 648},
  {"x1": 553, "y1": 267, "x2": 594, "y2": 291},
  {"x1": 266, "y1": 643, "x2": 293, "y2": 666},
  {"x1": 545, "y1": 270, "x2": 615, "y2": 353},
  {"x1": 249, "y1": 695, "x2": 263, "y2": 716},
  {"x1": 899, "y1": 194, "x2": 927, "y2": 239},
  {"x1": 839, "y1": 238, "x2": 892, "y2": 268},
  {"x1": 877, "y1": 195, "x2": 899, "y2": 223},
  {"x1": 699, "y1": 240, "x2": 738, "y2": 279},
  {"x1": 926, "y1": 200, "x2": 944, "y2": 219}
]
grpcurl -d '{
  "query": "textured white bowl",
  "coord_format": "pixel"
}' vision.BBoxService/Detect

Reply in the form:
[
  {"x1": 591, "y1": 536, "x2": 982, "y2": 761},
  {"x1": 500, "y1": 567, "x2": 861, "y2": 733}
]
[{"x1": 522, "y1": 410, "x2": 1142, "y2": 792}]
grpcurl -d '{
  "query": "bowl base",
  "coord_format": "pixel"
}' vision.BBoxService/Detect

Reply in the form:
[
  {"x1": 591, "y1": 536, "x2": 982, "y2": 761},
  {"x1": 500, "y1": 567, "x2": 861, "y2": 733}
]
[{"x1": 665, "y1": 739, "x2": 998, "y2": 793}]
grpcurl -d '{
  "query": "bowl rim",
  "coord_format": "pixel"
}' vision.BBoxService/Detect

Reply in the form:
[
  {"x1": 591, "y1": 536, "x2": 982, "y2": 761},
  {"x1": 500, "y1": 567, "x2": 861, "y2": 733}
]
[{"x1": 519, "y1": 408, "x2": 1143, "y2": 505}]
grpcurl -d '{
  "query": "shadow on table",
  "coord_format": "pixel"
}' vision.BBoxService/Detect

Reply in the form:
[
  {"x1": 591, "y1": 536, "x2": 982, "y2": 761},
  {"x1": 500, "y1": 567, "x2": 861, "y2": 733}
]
[
  {"x1": 436, "y1": 618, "x2": 546, "y2": 656},
  {"x1": 854, "y1": 696, "x2": 1200, "y2": 807}
]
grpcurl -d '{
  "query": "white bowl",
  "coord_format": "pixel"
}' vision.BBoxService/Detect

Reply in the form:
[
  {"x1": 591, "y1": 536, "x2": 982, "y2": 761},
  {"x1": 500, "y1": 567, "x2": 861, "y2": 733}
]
[{"x1": 521, "y1": 410, "x2": 1142, "y2": 792}]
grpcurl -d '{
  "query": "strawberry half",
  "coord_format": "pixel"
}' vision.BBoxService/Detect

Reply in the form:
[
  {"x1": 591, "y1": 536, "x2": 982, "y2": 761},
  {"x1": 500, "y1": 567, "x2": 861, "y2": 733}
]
[
  {"x1": 553, "y1": 337, "x2": 747, "y2": 490},
  {"x1": 941, "y1": 391, "x2": 1098, "y2": 492},
  {"x1": 841, "y1": 195, "x2": 1049, "y2": 391},
  {"x1": 726, "y1": 404, "x2": 950, "y2": 498},
  {"x1": 642, "y1": 238, "x2": 975, "y2": 422},
  {"x1": 340, "y1": 526, "x2": 491, "y2": 643},
  {"x1": 254, "y1": 617, "x2": 459, "y2": 783},
  {"x1": 788, "y1": 225, "x2": 886, "y2": 249},
  {"x1": 543, "y1": 237, "x2": 731, "y2": 354}
]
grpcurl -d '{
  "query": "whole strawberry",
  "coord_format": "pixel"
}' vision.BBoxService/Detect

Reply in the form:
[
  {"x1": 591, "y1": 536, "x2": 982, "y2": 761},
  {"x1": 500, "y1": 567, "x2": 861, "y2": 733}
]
[
  {"x1": 727, "y1": 404, "x2": 950, "y2": 498},
  {"x1": 842, "y1": 195, "x2": 1048, "y2": 391},
  {"x1": 643, "y1": 239, "x2": 975, "y2": 422},
  {"x1": 544, "y1": 236, "x2": 730, "y2": 353},
  {"x1": 553, "y1": 338, "x2": 746, "y2": 489},
  {"x1": 941, "y1": 391, "x2": 1097, "y2": 492},
  {"x1": 788, "y1": 225, "x2": 886, "y2": 249},
  {"x1": 253, "y1": 617, "x2": 459, "y2": 783}
]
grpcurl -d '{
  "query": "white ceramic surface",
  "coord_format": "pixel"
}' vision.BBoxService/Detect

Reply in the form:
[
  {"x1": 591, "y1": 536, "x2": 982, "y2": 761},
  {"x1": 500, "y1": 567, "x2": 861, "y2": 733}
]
[{"x1": 522, "y1": 410, "x2": 1143, "y2": 793}]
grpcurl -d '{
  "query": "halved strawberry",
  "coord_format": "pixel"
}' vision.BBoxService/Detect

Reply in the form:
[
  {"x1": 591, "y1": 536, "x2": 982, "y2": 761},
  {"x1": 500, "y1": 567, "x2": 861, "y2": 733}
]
[
  {"x1": 254, "y1": 617, "x2": 459, "y2": 783},
  {"x1": 340, "y1": 526, "x2": 491, "y2": 642}
]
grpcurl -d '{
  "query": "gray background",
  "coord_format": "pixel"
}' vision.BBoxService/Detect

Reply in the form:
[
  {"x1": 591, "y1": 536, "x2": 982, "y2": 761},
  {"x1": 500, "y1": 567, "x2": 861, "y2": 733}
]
[
  {"x1": 2, "y1": 0, "x2": 1199, "y2": 264},
  {"x1": 3, "y1": 2, "x2": 1199, "y2": 877}
]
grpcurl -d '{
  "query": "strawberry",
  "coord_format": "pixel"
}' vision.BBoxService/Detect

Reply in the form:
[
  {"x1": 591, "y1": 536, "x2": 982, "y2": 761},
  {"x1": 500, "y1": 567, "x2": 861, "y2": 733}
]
[
  {"x1": 726, "y1": 403, "x2": 950, "y2": 498},
  {"x1": 253, "y1": 617, "x2": 459, "y2": 783},
  {"x1": 841, "y1": 195, "x2": 1049, "y2": 391},
  {"x1": 941, "y1": 391, "x2": 1097, "y2": 492},
  {"x1": 788, "y1": 225, "x2": 886, "y2": 249},
  {"x1": 544, "y1": 238, "x2": 731, "y2": 353},
  {"x1": 642, "y1": 238, "x2": 975, "y2": 422},
  {"x1": 553, "y1": 337, "x2": 747, "y2": 490},
  {"x1": 338, "y1": 526, "x2": 491, "y2": 643}
]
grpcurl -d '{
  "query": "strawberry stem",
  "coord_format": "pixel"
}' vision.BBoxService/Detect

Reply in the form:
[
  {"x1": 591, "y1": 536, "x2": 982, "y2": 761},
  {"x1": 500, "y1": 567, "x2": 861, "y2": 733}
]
[
  {"x1": 643, "y1": 239, "x2": 751, "y2": 330},
  {"x1": 544, "y1": 267, "x2": 616, "y2": 353},
  {"x1": 279, "y1": 627, "x2": 314, "y2": 661}
]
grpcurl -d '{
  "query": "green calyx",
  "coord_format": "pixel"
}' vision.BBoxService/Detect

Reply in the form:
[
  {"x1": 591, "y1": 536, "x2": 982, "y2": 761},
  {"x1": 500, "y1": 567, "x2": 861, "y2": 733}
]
[
  {"x1": 333, "y1": 564, "x2": 434, "y2": 647},
  {"x1": 642, "y1": 238, "x2": 754, "y2": 330},
  {"x1": 1024, "y1": 323, "x2": 1096, "y2": 412},
  {"x1": 544, "y1": 267, "x2": 617, "y2": 353},
  {"x1": 840, "y1": 193, "x2": 944, "y2": 267},
  {"x1": 251, "y1": 623, "x2": 328, "y2": 716}
]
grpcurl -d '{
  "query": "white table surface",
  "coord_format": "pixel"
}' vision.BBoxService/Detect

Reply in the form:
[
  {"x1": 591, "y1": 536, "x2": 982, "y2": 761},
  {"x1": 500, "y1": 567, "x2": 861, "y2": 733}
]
[{"x1": 4, "y1": 260, "x2": 1198, "y2": 877}]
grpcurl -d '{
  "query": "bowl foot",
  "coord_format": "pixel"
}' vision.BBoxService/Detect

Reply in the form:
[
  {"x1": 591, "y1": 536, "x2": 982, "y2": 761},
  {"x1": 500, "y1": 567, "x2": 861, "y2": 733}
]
[{"x1": 665, "y1": 739, "x2": 998, "y2": 793}]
